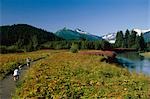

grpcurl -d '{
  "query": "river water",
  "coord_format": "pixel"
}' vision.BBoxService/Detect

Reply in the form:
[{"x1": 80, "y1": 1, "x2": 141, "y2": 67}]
[{"x1": 117, "y1": 52, "x2": 150, "y2": 75}]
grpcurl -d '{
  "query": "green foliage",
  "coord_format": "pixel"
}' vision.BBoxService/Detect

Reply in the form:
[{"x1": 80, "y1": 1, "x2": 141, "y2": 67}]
[
  {"x1": 115, "y1": 31, "x2": 124, "y2": 48},
  {"x1": 135, "y1": 35, "x2": 145, "y2": 51},
  {"x1": 139, "y1": 34, "x2": 146, "y2": 51},
  {"x1": 101, "y1": 40, "x2": 112, "y2": 50},
  {"x1": 70, "y1": 43, "x2": 78, "y2": 53},
  {"x1": 94, "y1": 41, "x2": 101, "y2": 50},
  {"x1": 41, "y1": 40, "x2": 111, "y2": 51},
  {"x1": 124, "y1": 29, "x2": 130, "y2": 48},
  {"x1": 128, "y1": 31, "x2": 137, "y2": 48}
]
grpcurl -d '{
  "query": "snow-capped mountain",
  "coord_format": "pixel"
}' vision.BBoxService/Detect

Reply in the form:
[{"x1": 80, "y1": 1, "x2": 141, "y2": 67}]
[
  {"x1": 102, "y1": 33, "x2": 116, "y2": 43},
  {"x1": 133, "y1": 28, "x2": 150, "y2": 36}
]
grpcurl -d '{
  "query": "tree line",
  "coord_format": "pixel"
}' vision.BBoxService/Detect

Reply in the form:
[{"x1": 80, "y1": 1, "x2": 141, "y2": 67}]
[
  {"x1": 115, "y1": 30, "x2": 147, "y2": 51},
  {"x1": 41, "y1": 40, "x2": 112, "y2": 50}
]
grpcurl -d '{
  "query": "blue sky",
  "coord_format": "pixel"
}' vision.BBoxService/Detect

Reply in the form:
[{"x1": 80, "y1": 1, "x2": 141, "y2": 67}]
[{"x1": 1, "y1": 0, "x2": 149, "y2": 36}]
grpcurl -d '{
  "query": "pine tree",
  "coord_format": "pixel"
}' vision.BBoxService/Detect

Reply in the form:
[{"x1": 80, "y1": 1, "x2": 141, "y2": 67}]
[
  {"x1": 115, "y1": 31, "x2": 124, "y2": 48},
  {"x1": 125, "y1": 29, "x2": 130, "y2": 48},
  {"x1": 135, "y1": 35, "x2": 141, "y2": 50},
  {"x1": 101, "y1": 40, "x2": 111, "y2": 50},
  {"x1": 139, "y1": 34, "x2": 145, "y2": 51},
  {"x1": 128, "y1": 30, "x2": 137, "y2": 48}
]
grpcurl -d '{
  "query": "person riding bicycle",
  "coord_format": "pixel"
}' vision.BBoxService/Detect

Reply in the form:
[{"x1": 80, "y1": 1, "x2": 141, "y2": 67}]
[{"x1": 13, "y1": 68, "x2": 19, "y2": 81}]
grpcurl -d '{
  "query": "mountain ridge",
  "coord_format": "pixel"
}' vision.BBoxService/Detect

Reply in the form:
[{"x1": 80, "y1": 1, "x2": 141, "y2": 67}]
[{"x1": 55, "y1": 28, "x2": 102, "y2": 41}]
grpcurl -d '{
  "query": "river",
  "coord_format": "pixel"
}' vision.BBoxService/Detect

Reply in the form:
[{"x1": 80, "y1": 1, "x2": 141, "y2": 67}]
[{"x1": 116, "y1": 52, "x2": 150, "y2": 75}]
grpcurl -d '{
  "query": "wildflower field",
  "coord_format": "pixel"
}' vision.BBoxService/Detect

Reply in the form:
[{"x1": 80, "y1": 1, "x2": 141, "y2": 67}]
[
  {"x1": 13, "y1": 50, "x2": 150, "y2": 98},
  {"x1": 0, "y1": 50, "x2": 59, "y2": 79}
]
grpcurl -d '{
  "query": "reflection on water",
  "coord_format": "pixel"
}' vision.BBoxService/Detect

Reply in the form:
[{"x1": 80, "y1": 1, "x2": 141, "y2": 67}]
[{"x1": 117, "y1": 52, "x2": 150, "y2": 75}]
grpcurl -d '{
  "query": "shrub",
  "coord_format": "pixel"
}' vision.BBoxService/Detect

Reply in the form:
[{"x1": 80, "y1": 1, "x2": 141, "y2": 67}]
[{"x1": 70, "y1": 43, "x2": 78, "y2": 53}]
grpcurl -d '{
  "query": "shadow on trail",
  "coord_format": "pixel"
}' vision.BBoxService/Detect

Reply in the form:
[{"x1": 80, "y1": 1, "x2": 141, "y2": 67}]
[
  {"x1": 32, "y1": 55, "x2": 48, "y2": 62},
  {"x1": 0, "y1": 56, "x2": 48, "y2": 99}
]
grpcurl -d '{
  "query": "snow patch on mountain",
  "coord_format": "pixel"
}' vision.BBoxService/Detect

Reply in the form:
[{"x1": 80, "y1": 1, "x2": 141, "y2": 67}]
[
  {"x1": 102, "y1": 33, "x2": 116, "y2": 43},
  {"x1": 133, "y1": 29, "x2": 150, "y2": 36},
  {"x1": 75, "y1": 28, "x2": 88, "y2": 34}
]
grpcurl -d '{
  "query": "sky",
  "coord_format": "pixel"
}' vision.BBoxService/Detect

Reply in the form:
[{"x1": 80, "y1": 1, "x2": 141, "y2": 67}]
[{"x1": 1, "y1": 0, "x2": 150, "y2": 36}]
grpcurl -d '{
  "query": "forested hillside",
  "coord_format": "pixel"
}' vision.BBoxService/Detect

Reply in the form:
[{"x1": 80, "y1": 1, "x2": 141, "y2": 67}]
[{"x1": 0, "y1": 24, "x2": 63, "y2": 52}]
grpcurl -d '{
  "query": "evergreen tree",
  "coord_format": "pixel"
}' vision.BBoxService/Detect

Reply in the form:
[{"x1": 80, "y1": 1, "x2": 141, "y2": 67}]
[
  {"x1": 101, "y1": 40, "x2": 111, "y2": 50},
  {"x1": 135, "y1": 35, "x2": 141, "y2": 50},
  {"x1": 115, "y1": 31, "x2": 124, "y2": 48},
  {"x1": 128, "y1": 30, "x2": 137, "y2": 48},
  {"x1": 124, "y1": 29, "x2": 130, "y2": 48},
  {"x1": 139, "y1": 34, "x2": 145, "y2": 51}
]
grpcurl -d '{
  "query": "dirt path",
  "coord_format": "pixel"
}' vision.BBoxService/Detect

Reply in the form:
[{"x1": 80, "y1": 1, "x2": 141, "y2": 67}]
[{"x1": 0, "y1": 57, "x2": 47, "y2": 99}]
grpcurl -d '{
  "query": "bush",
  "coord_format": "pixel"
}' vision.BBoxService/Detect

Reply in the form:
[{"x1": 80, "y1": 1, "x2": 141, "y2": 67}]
[{"x1": 70, "y1": 43, "x2": 78, "y2": 53}]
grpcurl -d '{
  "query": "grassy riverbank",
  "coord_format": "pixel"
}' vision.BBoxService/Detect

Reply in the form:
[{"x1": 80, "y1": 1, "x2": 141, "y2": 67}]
[
  {"x1": 14, "y1": 50, "x2": 150, "y2": 98},
  {"x1": 140, "y1": 52, "x2": 150, "y2": 58}
]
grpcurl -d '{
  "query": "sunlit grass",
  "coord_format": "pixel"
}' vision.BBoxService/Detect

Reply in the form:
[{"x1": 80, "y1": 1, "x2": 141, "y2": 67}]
[{"x1": 14, "y1": 50, "x2": 150, "y2": 98}]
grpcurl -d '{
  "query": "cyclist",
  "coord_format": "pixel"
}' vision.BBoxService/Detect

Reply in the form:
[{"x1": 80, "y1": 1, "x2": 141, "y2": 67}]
[{"x1": 13, "y1": 68, "x2": 19, "y2": 81}]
